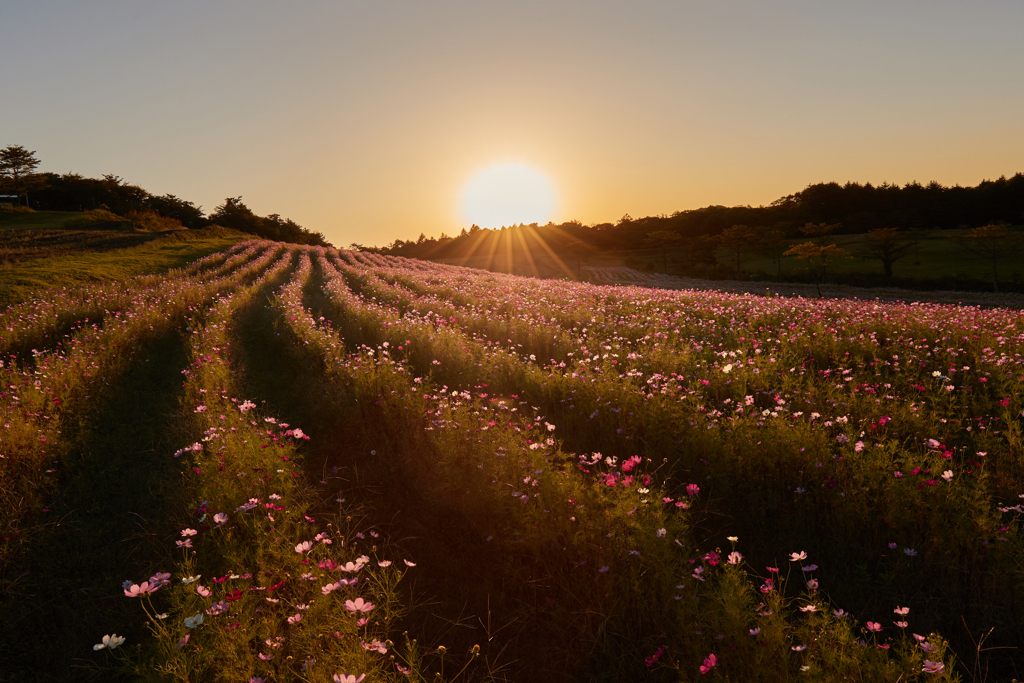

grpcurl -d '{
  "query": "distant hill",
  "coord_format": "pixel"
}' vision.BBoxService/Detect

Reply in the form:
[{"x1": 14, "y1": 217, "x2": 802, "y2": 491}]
[{"x1": 365, "y1": 173, "x2": 1024, "y2": 259}]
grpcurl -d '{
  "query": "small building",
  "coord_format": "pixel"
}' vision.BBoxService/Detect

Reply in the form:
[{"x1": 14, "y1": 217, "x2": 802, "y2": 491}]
[{"x1": 0, "y1": 194, "x2": 18, "y2": 206}]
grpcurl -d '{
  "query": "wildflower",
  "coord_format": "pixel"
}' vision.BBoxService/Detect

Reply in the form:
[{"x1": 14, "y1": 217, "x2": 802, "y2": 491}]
[
  {"x1": 686, "y1": 483, "x2": 700, "y2": 497},
  {"x1": 181, "y1": 575, "x2": 200, "y2": 585},
  {"x1": 287, "y1": 613, "x2": 303, "y2": 625},
  {"x1": 728, "y1": 551, "x2": 743, "y2": 565},
  {"x1": 213, "y1": 513, "x2": 228, "y2": 525},
  {"x1": 196, "y1": 584, "x2": 211, "y2": 597},
  {"x1": 180, "y1": 528, "x2": 197, "y2": 537},
  {"x1": 344, "y1": 597, "x2": 375, "y2": 613},
  {"x1": 124, "y1": 581, "x2": 158, "y2": 598},
  {"x1": 792, "y1": 644, "x2": 807, "y2": 651},
  {"x1": 749, "y1": 627, "x2": 761, "y2": 635},
  {"x1": 599, "y1": 566, "x2": 609, "y2": 573},
  {"x1": 403, "y1": 559, "x2": 416, "y2": 567},
  {"x1": 333, "y1": 675, "x2": 366, "y2": 683},
  {"x1": 175, "y1": 634, "x2": 190, "y2": 649},
  {"x1": 184, "y1": 613, "x2": 204, "y2": 629},
  {"x1": 895, "y1": 621, "x2": 908, "y2": 628},
  {"x1": 941, "y1": 470, "x2": 953, "y2": 482},
  {"x1": 656, "y1": 528, "x2": 667, "y2": 538},
  {"x1": 722, "y1": 364, "x2": 733, "y2": 374},
  {"x1": 93, "y1": 634, "x2": 125, "y2": 650},
  {"x1": 644, "y1": 646, "x2": 665, "y2": 666},
  {"x1": 904, "y1": 548, "x2": 917, "y2": 556},
  {"x1": 295, "y1": 541, "x2": 313, "y2": 554},
  {"x1": 727, "y1": 536, "x2": 738, "y2": 542},
  {"x1": 919, "y1": 641, "x2": 938, "y2": 653},
  {"x1": 806, "y1": 579, "x2": 818, "y2": 591},
  {"x1": 176, "y1": 539, "x2": 192, "y2": 549},
  {"x1": 378, "y1": 560, "x2": 392, "y2": 567},
  {"x1": 789, "y1": 551, "x2": 807, "y2": 562},
  {"x1": 922, "y1": 660, "x2": 945, "y2": 674},
  {"x1": 206, "y1": 601, "x2": 229, "y2": 616},
  {"x1": 894, "y1": 606, "x2": 909, "y2": 615},
  {"x1": 799, "y1": 604, "x2": 818, "y2": 612},
  {"x1": 699, "y1": 653, "x2": 717, "y2": 674},
  {"x1": 802, "y1": 564, "x2": 818, "y2": 572},
  {"x1": 833, "y1": 609, "x2": 849, "y2": 618},
  {"x1": 866, "y1": 621, "x2": 882, "y2": 632},
  {"x1": 149, "y1": 572, "x2": 171, "y2": 588}
]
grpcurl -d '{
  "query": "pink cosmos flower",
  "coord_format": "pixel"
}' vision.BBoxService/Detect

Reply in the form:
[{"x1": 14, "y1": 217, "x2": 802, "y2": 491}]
[
  {"x1": 124, "y1": 581, "x2": 158, "y2": 598},
  {"x1": 287, "y1": 613, "x2": 302, "y2": 625},
  {"x1": 699, "y1": 653, "x2": 717, "y2": 674},
  {"x1": 196, "y1": 584, "x2": 211, "y2": 597},
  {"x1": 345, "y1": 597, "x2": 375, "y2": 613},
  {"x1": 866, "y1": 621, "x2": 882, "y2": 632},
  {"x1": 686, "y1": 483, "x2": 700, "y2": 497},
  {"x1": 727, "y1": 551, "x2": 742, "y2": 565},
  {"x1": 333, "y1": 675, "x2": 366, "y2": 683},
  {"x1": 295, "y1": 541, "x2": 313, "y2": 554},
  {"x1": 894, "y1": 606, "x2": 909, "y2": 615},
  {"x1": 922, "y1": 660, "x2": 944, "y2": 674},
  {"x1": 213, "y1": 513, "x2": 228, "y2": 525},
  {"x1": 789, "y1": 551, "x2": 807, "y2": 562}
]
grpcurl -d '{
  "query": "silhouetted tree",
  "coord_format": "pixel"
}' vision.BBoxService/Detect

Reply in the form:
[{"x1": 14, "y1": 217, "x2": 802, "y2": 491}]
[
  {"x1": 643, "y1": 229, "x2": 682, "y2": 272},
  {"x1": 784, "y1": 242, "x2": 851, "y2": 297},
  {"x1": 717, "y1": 224, "x2": 762, "y2": 278},
  {"x1": 951, "y1": 224, "x2": 1024, "y2": 292},
  {"x1": 862, "y1": 227, "x2": 915, "y2": 282},
  {"x1": 757, "y1": 227, "x2": 790, "y2": 278},
  {"x1": 0, "y1": 145, "x2": 44, "y2": 206}
]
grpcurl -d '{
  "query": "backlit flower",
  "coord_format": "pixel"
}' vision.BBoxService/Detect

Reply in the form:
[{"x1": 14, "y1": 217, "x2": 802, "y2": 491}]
[{"x1": 93, "y1": 634, "x2": 125, "y2": 650}]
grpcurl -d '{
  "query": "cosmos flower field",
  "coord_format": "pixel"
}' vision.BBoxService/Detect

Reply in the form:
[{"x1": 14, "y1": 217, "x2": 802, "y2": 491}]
[{"x1": 2, "y1": 240, "x2": 1022, "y2": 682}]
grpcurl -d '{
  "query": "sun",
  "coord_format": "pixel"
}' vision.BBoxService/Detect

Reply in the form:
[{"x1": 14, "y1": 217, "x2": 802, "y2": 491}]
[{"x1": 460, "y1": 163, "x2": 556, "y2": 228}]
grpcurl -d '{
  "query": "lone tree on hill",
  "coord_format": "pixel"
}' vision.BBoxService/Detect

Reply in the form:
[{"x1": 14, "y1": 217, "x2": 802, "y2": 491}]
[
  {"x1": 951, "y1": 224, "x2": 1024, "y2": 293},
  {"x1": 862, "y1": 227, "x2": 916, "y2": 283},
  {"x1": 0, "y1": 144, "x2": 44, "y2": 207}
]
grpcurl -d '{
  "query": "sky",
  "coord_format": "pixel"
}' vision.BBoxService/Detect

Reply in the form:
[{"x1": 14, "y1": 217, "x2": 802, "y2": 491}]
[{"x1": 3, "y1": 0, "x2": 1023, "y2": 247}]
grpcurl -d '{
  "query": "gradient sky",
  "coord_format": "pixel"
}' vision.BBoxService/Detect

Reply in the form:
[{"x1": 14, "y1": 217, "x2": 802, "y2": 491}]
[{"x1": 3, "y1": 0, "x2": 1023, "y2": 247}]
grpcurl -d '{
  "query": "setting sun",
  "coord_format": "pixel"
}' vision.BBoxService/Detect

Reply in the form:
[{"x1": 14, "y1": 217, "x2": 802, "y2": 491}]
[{"x1": 460, "y1": 163, "x2": 556, "y2": 229}]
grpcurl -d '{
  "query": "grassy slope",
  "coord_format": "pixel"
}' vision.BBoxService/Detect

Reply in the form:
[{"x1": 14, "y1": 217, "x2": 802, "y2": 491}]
[
  {"x1": 0, "y1": 229, "x2": 246, "y2": 307},
  {"x1": 0, "y1": 210, "x2": 82, "y2": 231}
]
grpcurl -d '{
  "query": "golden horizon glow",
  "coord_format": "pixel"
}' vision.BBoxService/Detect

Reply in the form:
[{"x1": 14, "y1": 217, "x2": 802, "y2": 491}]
[{"x1": 460, "y1": 163, "x2": 556, "y2": 229}]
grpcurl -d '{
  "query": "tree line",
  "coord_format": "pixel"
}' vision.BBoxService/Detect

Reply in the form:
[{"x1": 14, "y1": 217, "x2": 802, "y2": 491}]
[{"x1": 0, "y1": 144, "x2": 329, "y2": 246}]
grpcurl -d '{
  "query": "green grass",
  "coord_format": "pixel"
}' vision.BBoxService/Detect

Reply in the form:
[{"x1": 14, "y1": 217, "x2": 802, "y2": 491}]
[
  {"x1": 0, "y1": 229, "x2": 247, "y2": 307},
  {"x1": 0, "y1": 210, "x2": 84, "y2": 231},
  {"x1": 432, "y1": 229, "x2": 1024, "y2": 289}
]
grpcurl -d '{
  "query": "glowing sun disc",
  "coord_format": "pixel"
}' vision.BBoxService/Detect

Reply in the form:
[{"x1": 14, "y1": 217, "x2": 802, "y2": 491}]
[{"x1": 460, "y1": 163, "x2": 556, "y2": 228}]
